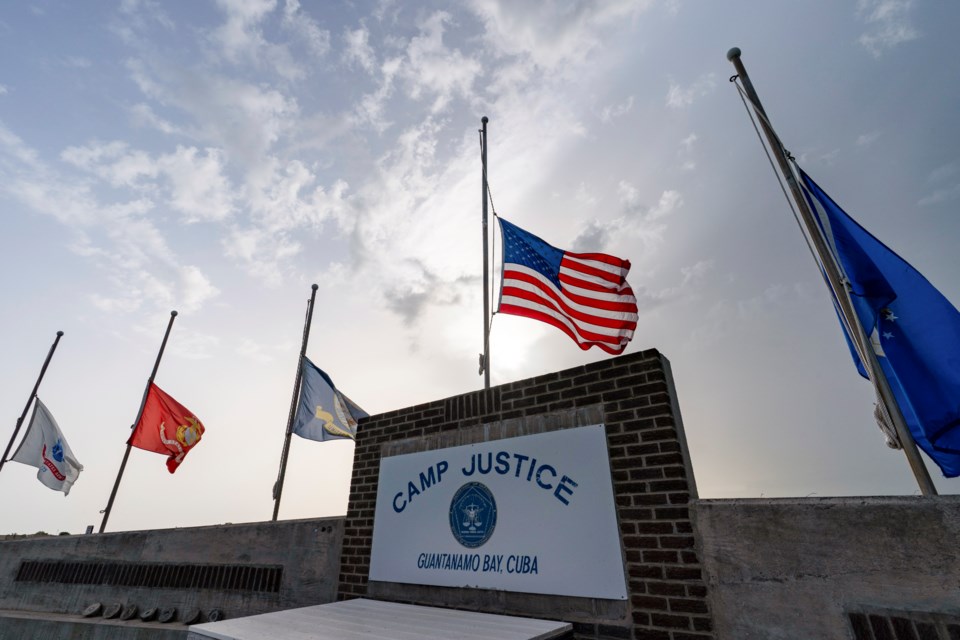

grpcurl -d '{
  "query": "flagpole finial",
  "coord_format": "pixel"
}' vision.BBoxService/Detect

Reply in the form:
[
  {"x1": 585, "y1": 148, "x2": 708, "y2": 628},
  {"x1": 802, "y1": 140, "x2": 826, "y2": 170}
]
[
  {"x1": 56, "y1": 331, "x2": 64, "y2": 336},
  {"x1": 311, "y1": 284, "x2": 318, "y2": 291},
  {"x1": 726, "y1": 47, "x2": 741, "y2": 61},
  {"x1": 481, "y1": 116, "x2": 488, "y2": 124},
  {"x1": 170, "y1": 310, "x2": 178, "y2": 317}
]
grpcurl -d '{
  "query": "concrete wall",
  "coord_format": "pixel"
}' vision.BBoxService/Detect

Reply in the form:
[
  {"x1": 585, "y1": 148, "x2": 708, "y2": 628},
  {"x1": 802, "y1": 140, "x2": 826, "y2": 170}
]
[
  {"x1": 339, "y1": 349, "x2": 714, "y2": 640},
  {"x1": 693, "y1": 496, "x2": 960, "y2": 639},
  {"x1": 0, "y1": 517, "x2": 343, "y2": 638},
  {"x1": 0, "y1": 612, "x2": 187, "y2": 640}
]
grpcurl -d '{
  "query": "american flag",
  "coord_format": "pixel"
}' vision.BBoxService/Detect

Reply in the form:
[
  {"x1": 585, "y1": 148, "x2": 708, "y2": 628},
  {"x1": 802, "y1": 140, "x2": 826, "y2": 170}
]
[{"x1": 497, "y1": 217, "x2": 638, "y2": 354}]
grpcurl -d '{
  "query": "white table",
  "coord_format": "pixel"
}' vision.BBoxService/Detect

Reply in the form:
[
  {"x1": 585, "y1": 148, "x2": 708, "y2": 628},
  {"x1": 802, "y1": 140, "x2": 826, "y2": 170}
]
[{"x1": 188, "y1": 598, "x2": 572, "y2": 640}]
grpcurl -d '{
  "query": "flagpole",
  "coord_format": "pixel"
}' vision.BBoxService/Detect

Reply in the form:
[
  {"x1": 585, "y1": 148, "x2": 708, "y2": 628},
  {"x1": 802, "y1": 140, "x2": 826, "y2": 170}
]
[
  {"x1": 727, "y1": 47, "x2": 937, "y2": 496},
  {"x1": 0, "y1": 331, "x2": 64, "y2": 474},
  {"x1": 480, "y1": 115, "x2": 491, "y2": 389},
  {"x1": 272, "y1": 284, "x2": 319, "y2": 522},
  {"x1": 99, "y1": 310, "x2": 178, "y2": 533}
]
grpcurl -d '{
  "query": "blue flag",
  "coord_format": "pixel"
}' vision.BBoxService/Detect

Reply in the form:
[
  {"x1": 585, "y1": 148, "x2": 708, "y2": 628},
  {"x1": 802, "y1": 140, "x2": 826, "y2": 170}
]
[
  {"x1": 292, "y1": 357, "x2": 368, "y2": 442},
  {"x1": 800, "y1": 169, "x2": 960, "y2": 477}
]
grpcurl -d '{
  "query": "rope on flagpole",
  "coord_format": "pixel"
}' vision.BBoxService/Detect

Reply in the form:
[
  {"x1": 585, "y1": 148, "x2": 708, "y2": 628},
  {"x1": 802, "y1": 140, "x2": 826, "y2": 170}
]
[
  {"x1": 478, "y1": 129, "x2": 499, "y2": 219},
  {"x1": 731, "y1": 76, "x2": 816, "y2": 264},
  {"x1": 731, "y1": 74, "x2": 903, "y2": 451},
  {"x1": 478, "y1": 129, "x2": 500, "y2": 331}
]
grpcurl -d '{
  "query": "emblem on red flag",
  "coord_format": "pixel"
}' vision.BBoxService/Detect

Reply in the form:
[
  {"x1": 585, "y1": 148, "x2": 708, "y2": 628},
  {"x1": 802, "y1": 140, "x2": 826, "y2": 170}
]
[{"x1": 129, "y1": 383, "x2": 205, "y2": 473}]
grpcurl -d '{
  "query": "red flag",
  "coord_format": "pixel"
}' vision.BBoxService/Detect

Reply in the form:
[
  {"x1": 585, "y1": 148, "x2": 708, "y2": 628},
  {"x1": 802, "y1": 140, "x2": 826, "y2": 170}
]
[{"x1": 129, "y1": 382, "x2": 205, "y2": 473}]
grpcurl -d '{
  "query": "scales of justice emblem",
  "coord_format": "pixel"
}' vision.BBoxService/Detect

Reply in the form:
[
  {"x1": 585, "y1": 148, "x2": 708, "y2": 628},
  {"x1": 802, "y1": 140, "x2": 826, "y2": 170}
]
[{"x1": 449, "y1": 482, "x2": 497, "y2": 548}]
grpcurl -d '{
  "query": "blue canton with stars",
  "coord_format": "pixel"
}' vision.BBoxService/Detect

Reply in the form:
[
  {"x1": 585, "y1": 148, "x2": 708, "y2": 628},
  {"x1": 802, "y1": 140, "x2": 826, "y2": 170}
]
[{"x1": 498, "y1": 217, "x2": 564, "y2": 289}]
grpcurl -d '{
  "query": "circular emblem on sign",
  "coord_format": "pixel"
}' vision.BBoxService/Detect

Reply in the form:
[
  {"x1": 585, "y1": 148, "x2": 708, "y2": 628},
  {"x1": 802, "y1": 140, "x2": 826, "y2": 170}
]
[{"x1": 449, "y1": 482, "x2": 497, "y2": 548}]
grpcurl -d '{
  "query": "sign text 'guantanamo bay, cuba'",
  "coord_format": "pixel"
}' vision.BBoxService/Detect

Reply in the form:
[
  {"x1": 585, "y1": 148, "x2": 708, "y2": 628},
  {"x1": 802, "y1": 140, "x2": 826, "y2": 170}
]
[{"x1": 369, "y1": 425, "x2": 628, "y2": 600}]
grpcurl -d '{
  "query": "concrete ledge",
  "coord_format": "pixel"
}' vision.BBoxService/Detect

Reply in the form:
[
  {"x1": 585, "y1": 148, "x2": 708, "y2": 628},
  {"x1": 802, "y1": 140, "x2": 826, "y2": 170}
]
[
  {"x1": 693, "y1": 495, "x2": 960, "y2": 639},
  {"x1": 0, "y1": 608, "x2": 187, "y2": 639}
]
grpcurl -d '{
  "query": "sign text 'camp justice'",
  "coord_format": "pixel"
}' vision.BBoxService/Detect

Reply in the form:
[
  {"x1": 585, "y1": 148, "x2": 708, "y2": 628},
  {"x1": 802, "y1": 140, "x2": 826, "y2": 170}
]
[{"x1": 368, "y1": 425, "x2": 628, "y2": 599}]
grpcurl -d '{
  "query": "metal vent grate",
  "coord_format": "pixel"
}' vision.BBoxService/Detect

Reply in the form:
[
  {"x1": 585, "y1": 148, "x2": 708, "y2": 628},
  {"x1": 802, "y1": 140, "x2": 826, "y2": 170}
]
[
  {"x1": 848, "y1": 610, "x2": 960, "y2": 640},
  {"x1": 15, "y1": 560, "x2": 282, "y2": 593}
]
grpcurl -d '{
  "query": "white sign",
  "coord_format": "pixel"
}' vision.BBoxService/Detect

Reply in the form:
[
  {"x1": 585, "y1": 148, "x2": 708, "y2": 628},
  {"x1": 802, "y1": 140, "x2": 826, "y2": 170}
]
[{"x1": 368, "y1": 425, "x2": 627, "y2": 600}]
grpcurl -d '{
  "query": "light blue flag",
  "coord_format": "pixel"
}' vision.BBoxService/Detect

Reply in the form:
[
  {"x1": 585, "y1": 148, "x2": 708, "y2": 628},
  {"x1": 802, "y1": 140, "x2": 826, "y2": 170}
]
[
  {"x1": 292, "y1": 357, "x2": 368, "y2": 442},
  {"x1": 800, "y1": 168, "x2": 960, "y2": 477}
]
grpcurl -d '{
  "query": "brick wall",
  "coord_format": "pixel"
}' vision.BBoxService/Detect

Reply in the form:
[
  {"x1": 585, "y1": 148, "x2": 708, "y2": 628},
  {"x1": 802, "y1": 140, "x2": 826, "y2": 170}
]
[{"x1": 338, "y1": 349, "x2": 713, "y2": 640}]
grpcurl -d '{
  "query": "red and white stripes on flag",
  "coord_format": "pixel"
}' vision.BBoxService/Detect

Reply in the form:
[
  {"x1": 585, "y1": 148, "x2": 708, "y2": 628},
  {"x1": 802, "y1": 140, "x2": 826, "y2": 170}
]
[{"x1": 497, "y1": 217, "x2": 638, "y2": 354}]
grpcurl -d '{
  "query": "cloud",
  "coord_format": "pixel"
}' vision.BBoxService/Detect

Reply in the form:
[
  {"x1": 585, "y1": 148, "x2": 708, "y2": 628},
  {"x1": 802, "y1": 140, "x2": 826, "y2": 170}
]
[
  {"x1": 236, "y1": 338, "x2": 280, "y2": 363},
  {"x1": 647, "y1": 190, "x2": 682, "y2": 220},
  {"x1": 0, "y1": 122, "x2": 100, "y2": 226},
  {"x1": 60, "y1": 141, "x2": 236, "y2": 222},
  {"x1": 343, "y1": 25, "x2": 377, "y2": 73},
  {"x1": 129, "y1": 103, "x2": 183, "y2": 136},
  {"x1": 688, "y1": 282, "x2": 817, "y2": 349},
  {"x1": 166, "y1": 326, "x2": 221, "y2": 360},
  {"x1": 210, "y1": 0, "x2": 305, "y2": 81},
  {"x1": 349, "y1": 117, "x2": 447, "y2": 264},
  {"x1": 179, "y1": 265, "x2": 220, "y2": 312},
  {"x1": 63, "y1": 56, "x2": 92, "y2": 68},
  {"x1": 222, "y1": 226, "x2": 302, "y2": 285},
  {"x1": 856, "y1": 131, "x2": 881, "y2": 146},
  {"x1": 282, "y1": 0, "x2": 330, "y2": 58},
  {"x1": 631, "y1": 260, "x2": 714, "y2": 310},
  {"x1": 857, "y1": 0, "x2": 918, "y2": 57},
  {"x1": 797, "y1": 147, "x2": 842, "y2": 167},
  {"x1": 158, "y1": 146, "x2": 235, "y2": 223},
  {"x1": 61, "y1": 140, "x2": 158, "y2": 187},
  {"x1": 926, "y1": 163, "x2": 958, "y2": 184},
  {"x1": 572, "y1": 187, "x2": 683, "y2": 253},
  {"x1": 244, "y1": 156, "x2": 353, "y2": 234},
  {"x1": 1, "y1": 123, "x2": 221, "y2": 315},
  {"x1": 618, "y1": 181, "x2": 682, "y2": 220},
  {"x1": 571, "y1": 221, "x2": 609, "y2": 253},
  {"x1": 468, "y1": 0, "x2": 652, "y2": 70},
  {"x1": 599, "y1": 96, "x2": 634, "y2": 123},
  {"x1": 571, "y1": 182, "x2": 684, "y2": 255},
  {"x1": 126, "y1": 57, "x2": 300, "y2": 168},
  {"x1": 666, "y1": 73, "x2": 717, "y2": 108},
  {"x1": 113, "y1": 0, "x2": 175, "y2": 44},
  {"x1": 575, "y1": 182, "x2": 597, "y2": 206},
  {"x1": 0, "y1": 84, "x2": 7, "y2": 95},
  {"x1": 918, "y1": 184, "x2": 960, "y2": 207},
  {"x1": 382, "y1": 259, "x2": 469, "y2": 326},
  {"x1": 399, "y1": 12, "x2": 482, "y2": 113},
  {"x1": 679, "y1": 132, "x2": 697, "y2": 170},
  {"x1": 347, "y1": 56, "x2": 401, "y2": 133},
  {"x1": 89, "y1": 263, "x2": 220, "y2": 316}
]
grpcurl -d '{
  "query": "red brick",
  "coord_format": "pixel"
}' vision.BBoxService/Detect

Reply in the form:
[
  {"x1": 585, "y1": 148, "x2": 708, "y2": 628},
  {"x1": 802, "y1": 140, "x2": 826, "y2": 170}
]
[{"x1": 649, "y1": 613, "x2": 691, "y2": 629}]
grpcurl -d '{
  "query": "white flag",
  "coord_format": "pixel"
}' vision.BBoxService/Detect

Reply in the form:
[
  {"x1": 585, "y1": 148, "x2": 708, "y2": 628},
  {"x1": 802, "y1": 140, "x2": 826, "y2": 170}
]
[{"x1": 11, "y1": 398, "x2": 83, "y2": 495}]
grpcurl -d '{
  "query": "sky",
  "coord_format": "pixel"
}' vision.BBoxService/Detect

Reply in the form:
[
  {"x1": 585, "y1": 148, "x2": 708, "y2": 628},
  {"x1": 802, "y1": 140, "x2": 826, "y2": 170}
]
[{"x1": 1, "y1": 0, "x2": 959, "y2": 535}]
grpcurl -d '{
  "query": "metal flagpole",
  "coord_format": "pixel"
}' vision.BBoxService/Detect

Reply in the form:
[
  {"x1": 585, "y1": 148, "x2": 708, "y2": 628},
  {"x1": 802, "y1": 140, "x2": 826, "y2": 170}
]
[
  {"x1": 272, "y1": 284, "x2": 319, "y2": 521},
  {"x1": 99, "y1": 310, "x2": 179, "y2": 533},
  {"x1": 727, "y1": 47, "x2": 937, "y2": 495},
  {"x1": 0, "y1": 331, "x2": 64, "y2": 474},
  {"x1": 480, "y1": 116, "x2": 491, "y2": 389}
]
